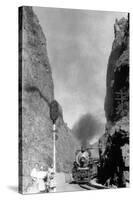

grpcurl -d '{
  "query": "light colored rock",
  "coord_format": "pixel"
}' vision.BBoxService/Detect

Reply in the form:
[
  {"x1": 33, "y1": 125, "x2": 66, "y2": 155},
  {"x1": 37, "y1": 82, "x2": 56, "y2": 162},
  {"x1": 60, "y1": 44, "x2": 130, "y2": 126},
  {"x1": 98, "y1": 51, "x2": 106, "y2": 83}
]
[{"x1": 19, "y1": 6, "x2": 79, "y2": 193}]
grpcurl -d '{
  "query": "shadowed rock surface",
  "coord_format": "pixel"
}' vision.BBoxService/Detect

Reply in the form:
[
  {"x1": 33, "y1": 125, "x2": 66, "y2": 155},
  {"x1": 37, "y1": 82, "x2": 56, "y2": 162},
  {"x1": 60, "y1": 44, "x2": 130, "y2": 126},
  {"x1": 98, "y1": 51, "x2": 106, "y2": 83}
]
[
  {"x1": 105, "y1": 16, "x2": 129, "y2": 122},
  {"x1": 98, "y1": 15, "x2": 129, "y2": 187}
]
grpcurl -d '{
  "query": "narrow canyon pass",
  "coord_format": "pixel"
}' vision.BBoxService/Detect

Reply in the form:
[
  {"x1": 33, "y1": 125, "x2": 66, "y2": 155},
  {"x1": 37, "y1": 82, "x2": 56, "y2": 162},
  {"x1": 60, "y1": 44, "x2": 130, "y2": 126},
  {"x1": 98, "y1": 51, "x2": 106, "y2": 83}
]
[{"x1": 19, "y1": 6, "x2": 129, "y2": 194}]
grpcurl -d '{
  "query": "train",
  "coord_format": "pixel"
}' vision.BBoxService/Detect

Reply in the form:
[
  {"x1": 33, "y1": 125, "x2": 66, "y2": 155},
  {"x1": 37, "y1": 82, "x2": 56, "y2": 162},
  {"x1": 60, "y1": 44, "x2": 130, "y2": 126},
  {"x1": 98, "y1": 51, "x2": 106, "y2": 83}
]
[{"x1": 71, "y1": 147, "x2": 99, "y2": 183}]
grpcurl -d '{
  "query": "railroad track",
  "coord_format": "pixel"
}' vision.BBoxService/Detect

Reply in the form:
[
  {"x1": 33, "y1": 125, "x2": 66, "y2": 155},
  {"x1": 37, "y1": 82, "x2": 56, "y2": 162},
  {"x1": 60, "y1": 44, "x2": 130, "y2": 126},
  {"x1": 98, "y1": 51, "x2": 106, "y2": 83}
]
[
  {"x1": 79, "y1": 182, "x2": 108, "y2": 190},
  {"x1": 65, "y1": 173, "x2": 108, "y2": 190}
]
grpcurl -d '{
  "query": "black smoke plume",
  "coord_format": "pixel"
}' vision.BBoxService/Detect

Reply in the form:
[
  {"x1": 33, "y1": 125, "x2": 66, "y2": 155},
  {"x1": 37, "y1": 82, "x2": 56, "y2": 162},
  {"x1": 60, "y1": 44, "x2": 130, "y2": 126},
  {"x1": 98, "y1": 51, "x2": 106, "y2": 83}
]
[{"x1": 72, "y1": 113, "x2": 103, "y2": 147}]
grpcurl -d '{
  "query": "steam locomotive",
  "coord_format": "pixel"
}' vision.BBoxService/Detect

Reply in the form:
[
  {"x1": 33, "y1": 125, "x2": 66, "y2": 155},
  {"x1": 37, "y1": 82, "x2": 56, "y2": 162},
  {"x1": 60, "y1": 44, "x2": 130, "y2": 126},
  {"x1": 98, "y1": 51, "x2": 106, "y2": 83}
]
[{"x1": 72, "y1": 147, "x2": 98, "y2": 183}]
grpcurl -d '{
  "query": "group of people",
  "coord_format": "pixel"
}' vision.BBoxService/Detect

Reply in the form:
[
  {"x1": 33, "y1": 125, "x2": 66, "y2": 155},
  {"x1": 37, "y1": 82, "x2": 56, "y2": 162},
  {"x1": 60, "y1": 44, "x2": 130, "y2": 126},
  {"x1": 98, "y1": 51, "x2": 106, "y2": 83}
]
[{"x1": 28, "y1": 163, "x2": 56, "y2": 193}]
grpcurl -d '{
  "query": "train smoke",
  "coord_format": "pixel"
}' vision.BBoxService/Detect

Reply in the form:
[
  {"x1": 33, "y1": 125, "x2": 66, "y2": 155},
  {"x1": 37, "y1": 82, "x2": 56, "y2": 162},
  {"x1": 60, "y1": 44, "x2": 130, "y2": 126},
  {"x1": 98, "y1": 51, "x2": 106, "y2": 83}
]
[{"x1": 72, "y1": 113, "x2": 103, "y2": 146}]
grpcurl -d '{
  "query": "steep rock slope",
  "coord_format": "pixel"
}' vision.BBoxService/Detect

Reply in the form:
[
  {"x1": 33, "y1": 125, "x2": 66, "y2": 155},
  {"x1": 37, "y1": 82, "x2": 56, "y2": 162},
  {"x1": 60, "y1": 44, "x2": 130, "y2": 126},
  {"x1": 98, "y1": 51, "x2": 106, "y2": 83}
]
[
  {"x1": 98, "y1": 15, "x2": 129, "y2": 187},
  {"x1": 19, "y1": 6, "x2": 78, "y2": 193},
  {"x1": 104, "y1": 17, "x2": 129, "y2": 122}
]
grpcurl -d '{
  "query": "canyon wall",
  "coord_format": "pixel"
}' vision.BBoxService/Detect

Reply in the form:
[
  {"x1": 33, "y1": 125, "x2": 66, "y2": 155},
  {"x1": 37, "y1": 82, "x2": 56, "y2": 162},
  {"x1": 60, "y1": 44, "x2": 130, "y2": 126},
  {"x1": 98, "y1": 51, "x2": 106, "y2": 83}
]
[
  {"x1": 19, "y1": 6, "x2": 78, "y2": 193},
  {"x1": 98, "y1": 15, "x2": 129, "y2": 187}
]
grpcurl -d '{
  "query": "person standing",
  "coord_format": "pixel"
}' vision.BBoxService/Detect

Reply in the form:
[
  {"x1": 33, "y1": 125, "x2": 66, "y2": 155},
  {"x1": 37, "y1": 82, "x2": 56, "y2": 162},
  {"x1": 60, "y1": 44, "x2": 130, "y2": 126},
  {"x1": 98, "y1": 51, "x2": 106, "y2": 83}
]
[
  {"x1": 38, "y1": 165, "x2": 48, "y2": 192},
  {"x1": 30, "y1": 163, "x2": 40, "y2": 193}
]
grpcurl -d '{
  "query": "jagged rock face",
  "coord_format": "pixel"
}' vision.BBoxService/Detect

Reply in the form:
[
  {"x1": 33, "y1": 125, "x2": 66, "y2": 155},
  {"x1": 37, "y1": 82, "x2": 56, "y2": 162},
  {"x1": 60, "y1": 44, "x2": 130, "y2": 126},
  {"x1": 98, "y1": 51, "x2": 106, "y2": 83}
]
[
  {"x1": 56, "y1": 117, "x2": 79, "y2": 172},
  {"x1": 19, "y1": 6, "x2": 78, "y2": 192},
  {"x1": 104, "y1": 17, "x2": 129, "y2": 122},
  {"x1": 22, "y1": 7, "x2": 54, "y2": 102},
  {"x1": 19, "y1": 6, "x2": 54, "y2": 192},
  {"x1": 98, "y1": 16, "x2": 129, "y2": 187}
]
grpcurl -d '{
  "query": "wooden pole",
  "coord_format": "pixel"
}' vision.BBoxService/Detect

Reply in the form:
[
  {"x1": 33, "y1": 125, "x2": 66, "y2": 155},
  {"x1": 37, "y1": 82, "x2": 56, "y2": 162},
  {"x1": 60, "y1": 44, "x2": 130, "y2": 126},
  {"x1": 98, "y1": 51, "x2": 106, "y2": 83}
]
[
  {"x1": 53, "y1": 124, "x2": 56, "y2": 173},
  {"x1": 53, "y1": 123, "x2": 56, "y2": 192}
]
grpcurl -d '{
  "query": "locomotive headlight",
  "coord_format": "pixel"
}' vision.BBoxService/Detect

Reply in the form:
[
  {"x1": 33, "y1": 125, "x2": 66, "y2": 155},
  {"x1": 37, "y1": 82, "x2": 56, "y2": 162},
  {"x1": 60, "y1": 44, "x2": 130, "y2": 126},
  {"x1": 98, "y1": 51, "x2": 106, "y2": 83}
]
[
  {"x1": 80, "y1": 157, "x2": 86, "y2": 163},
  {"x1": 76, "y1": 150, "x2": 89, "y2": 167}
]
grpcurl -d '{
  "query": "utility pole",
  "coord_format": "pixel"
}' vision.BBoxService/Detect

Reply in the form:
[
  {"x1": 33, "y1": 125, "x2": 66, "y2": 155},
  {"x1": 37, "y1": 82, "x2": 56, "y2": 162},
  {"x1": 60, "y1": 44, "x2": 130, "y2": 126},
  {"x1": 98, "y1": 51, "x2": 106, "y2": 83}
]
[
  {"x1": 50, "y1": 100, "x2": 59, "y2": 192},
  {"x1": 53, "y1": 123, "x2": 56, "y2": 176}
]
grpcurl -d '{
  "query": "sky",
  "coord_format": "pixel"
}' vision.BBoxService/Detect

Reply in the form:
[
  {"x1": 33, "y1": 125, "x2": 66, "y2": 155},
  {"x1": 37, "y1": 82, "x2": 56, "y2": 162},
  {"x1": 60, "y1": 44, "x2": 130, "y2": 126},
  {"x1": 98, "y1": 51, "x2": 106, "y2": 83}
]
[{"x1": 33, "y1": 7, "x2": 127, "y2": 128}]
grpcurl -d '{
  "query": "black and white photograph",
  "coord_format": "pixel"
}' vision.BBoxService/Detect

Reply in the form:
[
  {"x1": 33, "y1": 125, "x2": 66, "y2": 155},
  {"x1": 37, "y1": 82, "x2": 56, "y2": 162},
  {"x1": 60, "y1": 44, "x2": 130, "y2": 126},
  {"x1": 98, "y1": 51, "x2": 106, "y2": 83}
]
[{"x1": 19, "y1": 6, "x2": 129, "y2": 194}]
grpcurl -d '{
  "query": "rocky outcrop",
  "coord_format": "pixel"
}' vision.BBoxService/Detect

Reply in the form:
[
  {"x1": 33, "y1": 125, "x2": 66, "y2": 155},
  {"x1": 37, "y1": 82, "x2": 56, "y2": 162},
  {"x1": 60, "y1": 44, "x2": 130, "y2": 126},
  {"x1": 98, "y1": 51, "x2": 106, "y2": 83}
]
[
  {"x1": 104, "y1": 16, "x2": 129, "y2": 122},
  {"x1": 19, "y1": 6, "x2": 78, "y2": 193},
  {"x1": 97, "y1": 15, "x2": 129, "y2": 187}
]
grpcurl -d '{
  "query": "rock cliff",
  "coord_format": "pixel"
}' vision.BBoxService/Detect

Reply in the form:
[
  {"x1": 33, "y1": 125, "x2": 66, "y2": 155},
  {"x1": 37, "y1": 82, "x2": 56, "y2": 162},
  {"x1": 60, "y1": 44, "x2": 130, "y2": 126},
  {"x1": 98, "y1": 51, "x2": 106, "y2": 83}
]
[
  {"x1": 105, "y1": 16, "x2": 129, "y2": 123},
  {"x1": 98, "y1": 15, "x2": 129, "y2": 187},
  {"x1": 19, "y1": 6, "x2": 78, "y2": 193}
]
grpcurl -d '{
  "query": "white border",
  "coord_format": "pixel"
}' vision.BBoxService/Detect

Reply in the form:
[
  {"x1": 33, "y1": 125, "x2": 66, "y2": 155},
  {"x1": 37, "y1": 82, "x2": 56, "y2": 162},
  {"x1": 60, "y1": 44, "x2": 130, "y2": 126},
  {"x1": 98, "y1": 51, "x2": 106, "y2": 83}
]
[{"x1": 0, "y1": 0, "x2": 132, "y2": 200}]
